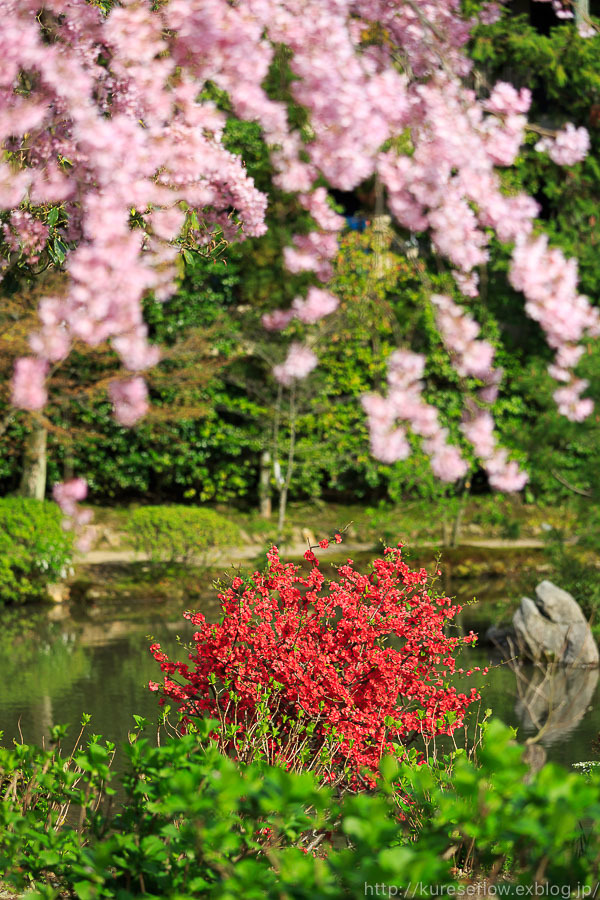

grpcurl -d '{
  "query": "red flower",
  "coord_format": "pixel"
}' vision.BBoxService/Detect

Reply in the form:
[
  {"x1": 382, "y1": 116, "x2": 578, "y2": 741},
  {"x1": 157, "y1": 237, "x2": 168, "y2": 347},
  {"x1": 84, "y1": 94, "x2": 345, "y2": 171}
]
[{"x1": 150, "y1": 545, "x2": 477, "y2": 789}]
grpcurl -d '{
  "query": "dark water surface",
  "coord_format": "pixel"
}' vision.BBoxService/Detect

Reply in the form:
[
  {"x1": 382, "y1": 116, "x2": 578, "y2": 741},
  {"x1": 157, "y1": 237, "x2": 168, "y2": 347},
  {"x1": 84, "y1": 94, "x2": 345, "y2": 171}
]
[{"x1": 1, "y1": 548, "x2": 599, "y2": 771}]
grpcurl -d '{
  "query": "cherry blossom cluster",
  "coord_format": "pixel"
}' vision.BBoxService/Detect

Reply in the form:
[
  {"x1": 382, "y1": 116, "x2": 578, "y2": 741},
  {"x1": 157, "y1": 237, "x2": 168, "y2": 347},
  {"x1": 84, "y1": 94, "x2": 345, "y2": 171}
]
[
  {"x1": 429, "y1": 295, "x2": 529, "y2": 489},
  {"x1": 12, "y1": 358, "x2": 48, "y2": 412},
  {"x1": 362, "y1": 312, "x2": 529, "y2": 489},
  {"x1": 510, "y1": 235, "x2": 600, "y2": 421},
  {"x1": 108, "y1": 378, "x2": 150, "y2": 427},
  {"x1": 431, "y1": 294, "x2": 495, "y2": 380},
  {"x1": 362, "y1": 350, "x2": 469, "y2": 482},
  {"x1": 0, "y1": 0, "x2": 596, "y2": 498},
  {"x1": 535, "y1": 0, "x2": 575, "y2": 19},
  {"x1": 269, "y1": 52, "x2": 594, "y2": 473},
  {"x1": 1, "y1": 0, "x2": 268, "y2": 426},
  {"x1": 52, "y1": 477, "x2": 96, "y2": 551},
  {"x1": 272, "y1": 343, "x2": 318, "y2": 386},
  {"x1": 535, "y1": 123, "x2": 590, "y2": 166},
  {"x1": 283, "y1": 231, "x2": 339, "y2": 282},
  {"x1": 578, "y1": 21, "x2": 597, "y2": 39},
  {"x1": 150, "y1": 543, "x2": 479, "y2": 787},
  {"x1": 2, "y1": 210, "x2": 48, "y2": 265},
  {"x1": 263, "y1": 286, "x2": 339, "y2": 332},
  {"x1": 461, "y1": 411, "x2": 528, "y2": 492}
]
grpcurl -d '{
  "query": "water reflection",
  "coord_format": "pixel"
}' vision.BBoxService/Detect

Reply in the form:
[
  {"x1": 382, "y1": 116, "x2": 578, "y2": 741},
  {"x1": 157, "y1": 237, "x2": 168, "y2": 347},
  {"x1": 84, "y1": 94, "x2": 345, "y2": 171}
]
[
  {"x1": 514, "y1": 663, "x2": 599, "y2": 745},
  {"x1": 0, "y1": 599, "x2": 194, "y2": 753}
]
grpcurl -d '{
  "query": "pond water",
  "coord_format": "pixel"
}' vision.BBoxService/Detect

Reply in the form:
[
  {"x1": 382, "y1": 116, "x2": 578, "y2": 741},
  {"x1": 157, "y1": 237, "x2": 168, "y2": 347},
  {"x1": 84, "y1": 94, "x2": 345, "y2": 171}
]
[{"x1": 1, "y1": 547, "x2": 598, "y2": 772}]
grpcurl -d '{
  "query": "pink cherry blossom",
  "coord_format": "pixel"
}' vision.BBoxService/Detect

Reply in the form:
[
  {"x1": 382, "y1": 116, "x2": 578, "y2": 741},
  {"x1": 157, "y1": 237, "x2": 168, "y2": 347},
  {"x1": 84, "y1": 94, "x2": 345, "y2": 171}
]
[
  {"x1": 484, "y1": 83, "x2": 531, "y2": 116},
  {"x1": 0, "y1": 0, "x2": 594, "y2": 503},
  {"x1": 108, "y1": 377, "x2": 149, "y2": 427},
  {"x1": 431, "y1": 294, "x2": 495, "y2": 379},
  {"x1": 262, "y1": 309, "x2": 295, "y2": 332},
  {"x1": 578, "y1": 22, "x2": 596, "y2": 38},
  {"x1": 553, "y1": 380, "x2": 595, "y2": 422},
  {"x1": 479, "y1": 3, "x2": 502, "y2": 25},
  {"x1": 363, "y1": 348, "x2": 467, "y2": 480},
  {"x1": 53, "y1": 478, "x2": 88, "y2": 517},
  {"x1": 460, "y1": 411, "x2": 528, "y2": 492},
  {"x1": 12, "y1": 358, "x2": 48, "y2": 411},
  {"x1": 453, "y1": 271, "x2": 479, "y2": 298},
  {"x1": 273, "y1": 343, "x2": 318, "y2": 386},
  {"x1": 429, "y1": 444, "x2": 469, "y2": 482},
  {"x1": 536, "y1": 124, "x2": 590, "y2": 166},
  {"x1": 369, "y1": 426, "x2": 411, "y2": 464},
  {"x1": 461, "y1": 412, "x2": 496, "y2": 460},
  {"x1": 292, "y1": 287, "x2": 339, "y2": 324}
]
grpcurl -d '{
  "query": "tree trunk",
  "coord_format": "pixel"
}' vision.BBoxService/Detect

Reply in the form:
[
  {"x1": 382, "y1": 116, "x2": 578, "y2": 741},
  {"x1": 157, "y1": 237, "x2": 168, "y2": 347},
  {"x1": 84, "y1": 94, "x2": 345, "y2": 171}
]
[
  {"x1": 450, "y1": 501, "x2": 465, "y2": 548},
  {"x1": 277, "y1": 386, "x2": 297, "y2": 543},
  {"x1": 19, "y1": 419, "x2": 47, "y2": 500},
  {"x1": 575, "y1": 0, "x2": 589, "y2": 26},
  {"x1": 259, "y1": 449, "x2": 272, "y2": 519},
  {"x1": 441, "y1": 517, "x2": 452, "y2": 548},
  {"x1": 450, "y1": 479, "x2": 470, "y2": 548}
]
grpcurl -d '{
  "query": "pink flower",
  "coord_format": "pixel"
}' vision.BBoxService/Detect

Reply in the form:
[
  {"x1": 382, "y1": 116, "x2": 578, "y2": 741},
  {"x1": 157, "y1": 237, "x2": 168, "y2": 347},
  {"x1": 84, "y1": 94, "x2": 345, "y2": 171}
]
[
  {"x1": 488, "y1": 461, "x2": 529, "y2": 492},
  {"x1": 460, "y1": 340, "x2": 495, "y2": 379},
  {"x1": 370, "y1": 427, "x2": 411, "y2": 464},
  {"x1": 53, "y1": 478, "x2": 87, "y2": 506},
  {"x1": 431, "y1": 295, "x2": 495, "y2": 378},
  {"x1": 536, "y1": 124, "x2": 590, "y2": 167},
  {"x1": 11, "y1": 358, "x2": 48, "y2": 410},
  {"x1": 479, "y1": 3, "x2": 502, "y2": 24},
  {"x1": 273, "y1": 343, "x2": 317, "y2": 385},
  {"x1": 112, "y1": 326, "x2": 161, "y2": 371},
  {"x1": 556, "y1": 345, "x2": 585, "y2": 369},
  {"x1": 453, "y1": 271, "x2": 479, "y2": 297},
  {"x1": 429, "y1": 445, "x2": 468, "y2": 482},
  {"x1": 387, "y1": 350, "x2": 426, "y2": 387},
  {"x1": 483, "y1": 449, "x2": 528, "y2": 492},
  {"x1": 262, "y1": 309, "x2": 295, "y2": 331},
  {"x1": 108, "y1": 377, "x2": 149, "y2": 426},
  {"x1": 292, "y1": 287, "x2": 338, "y2": 324},
  {"x1": 461, "y1": 412, "x2": 495, "y2": 460},
  {"x1": 484, "y1": 83, "x2": 531, "y2": 116},
  {"x1": 53, "y1": 477, "x2": 89, "y2": 522},
  {"x1": 553, "y1": 381, "x2": 594, "y2": 422},
  {"x1": 578, "y1": 22, "x2": 596, "y2": 38}
]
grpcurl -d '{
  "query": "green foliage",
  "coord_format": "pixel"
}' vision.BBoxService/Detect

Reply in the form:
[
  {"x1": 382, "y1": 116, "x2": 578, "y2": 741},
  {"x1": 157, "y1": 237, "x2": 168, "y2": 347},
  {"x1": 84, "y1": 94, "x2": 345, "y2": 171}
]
[
  {"x1": 0, "y1": 718, "x2": 422, "y2": 900},
  {"x1": 128, "y1": 505, "x2": 240, "y2": 564},
  {"x1": 1, "y1": 719, "x2": 600, "y2": 898},
  {"x1": 0, "y1": 497, "x2": 73, "y2": 605},
  {"x1": 396, "y1": 719, "x2": 600, "y2": 887}
]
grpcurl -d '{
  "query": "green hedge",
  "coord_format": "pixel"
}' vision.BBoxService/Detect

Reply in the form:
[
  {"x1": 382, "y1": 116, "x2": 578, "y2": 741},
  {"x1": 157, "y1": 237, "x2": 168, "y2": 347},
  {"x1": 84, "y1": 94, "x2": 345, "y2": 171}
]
[
  {"x1": 0, "y1": 497, "x2": 73, "y2": 605},
  {"x1": 128, "y1": 505, "x2": 241, "y2": 564},
  {"x1": 1, "y1": 718, "x2": 600, "y2": 898}
]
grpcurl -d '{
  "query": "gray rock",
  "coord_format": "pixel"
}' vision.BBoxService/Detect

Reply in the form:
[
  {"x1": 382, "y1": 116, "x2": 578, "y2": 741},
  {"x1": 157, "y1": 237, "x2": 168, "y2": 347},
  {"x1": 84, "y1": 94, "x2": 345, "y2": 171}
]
[{"x1": 513, "y1": 580, "x2": 599, "y2": 667}]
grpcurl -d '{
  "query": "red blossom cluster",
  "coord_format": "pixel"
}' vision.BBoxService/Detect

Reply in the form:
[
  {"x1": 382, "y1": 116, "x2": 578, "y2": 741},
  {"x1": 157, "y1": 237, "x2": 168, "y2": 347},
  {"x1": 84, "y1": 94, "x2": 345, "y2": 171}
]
[{"x1": 150, "y1": 543, "x2": 479, "y2": 787}]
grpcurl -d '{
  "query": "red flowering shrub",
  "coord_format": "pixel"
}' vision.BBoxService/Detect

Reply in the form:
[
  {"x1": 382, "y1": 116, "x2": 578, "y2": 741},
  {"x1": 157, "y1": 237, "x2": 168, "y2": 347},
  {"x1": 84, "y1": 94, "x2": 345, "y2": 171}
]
[{"x1": 150, "y1": 543, "x2": 479, "y2": 788}]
